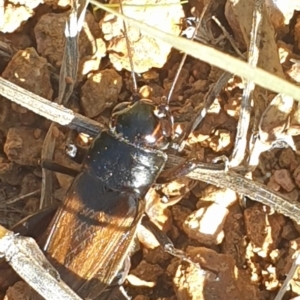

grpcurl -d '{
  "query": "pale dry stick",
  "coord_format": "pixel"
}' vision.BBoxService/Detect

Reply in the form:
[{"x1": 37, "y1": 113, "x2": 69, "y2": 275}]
[
  {"x1": 0, "y1": 77, "x2": 103, "y2": 136},
  {"x1": 166, "y1": 155, "x2": 300, "y2": 223},
  {"x1": 188, "y1": 71, "x2": 232, "y2": 134},
  {"x1": 92, "y1": 2, "x2": 300, "y2": 102},
  {"x1": 274, "y1": 252, "x2": 300, "y2": 300},
  {"x1": 40, "y1": 0, "x2": 88, "y2": 209},
  {"x1": 211, "y1": 16, "x2": 245, "y2": 60},
  {"x1": 7, "y1": 189, "x2": 40, "y2": 205},
  {"x1": 58, "y1": 0, "x2": 88, "y2": 105},
  {"x1": 0, "y1": 225, "x2": 83, "y2": 300},
  {"x1": 229, "y1": 0, "x2": 263, "y2": 168}
]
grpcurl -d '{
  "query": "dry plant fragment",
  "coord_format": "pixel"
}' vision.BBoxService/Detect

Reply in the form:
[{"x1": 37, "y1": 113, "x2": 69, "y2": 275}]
[
  {"x1": 225, "y1": 0, "x2": 284, "y2": 78},
  {"x1": 275, "y1": 241, "x2": 300, "y2": 300},
  {"x1": 229, "y1": 0, "x2": 263, "y2": 168},
  {"x1": 224, "y1": 0, "x2": 294, "y2": 172},
  {"x1": 34, "y1": 10, "x2": 106, "y2": 81},
  {"x1": 0, "y1": 225, "x2": 82, "y2": 300},
  {"x1": 0, "y1": 77, "x2": 103, "y2": 135}
]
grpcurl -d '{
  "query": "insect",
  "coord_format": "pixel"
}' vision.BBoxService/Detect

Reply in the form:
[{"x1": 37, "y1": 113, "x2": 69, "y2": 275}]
[
  {"x1": 0, "y1": 1, "x2": 204, "y2": 299},
  {"x1": 43, "y1": 99, "x2": 177, "y2": 299}
]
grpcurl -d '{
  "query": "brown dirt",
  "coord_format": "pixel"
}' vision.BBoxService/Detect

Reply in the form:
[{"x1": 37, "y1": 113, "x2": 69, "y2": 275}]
[{"x1": 1, "y1": 0, "x2": 300, "y2": 300}]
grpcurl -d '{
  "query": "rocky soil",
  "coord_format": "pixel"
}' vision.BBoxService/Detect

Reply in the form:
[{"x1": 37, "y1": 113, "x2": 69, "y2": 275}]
[{"x1": 1, "y1": 0, "x2": 300, "y2": 300}]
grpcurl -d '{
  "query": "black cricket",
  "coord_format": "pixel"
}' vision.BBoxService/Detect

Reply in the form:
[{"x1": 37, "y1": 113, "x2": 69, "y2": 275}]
[{"x1": 42, "y1": 96, "x2": 182, "y2": 299}]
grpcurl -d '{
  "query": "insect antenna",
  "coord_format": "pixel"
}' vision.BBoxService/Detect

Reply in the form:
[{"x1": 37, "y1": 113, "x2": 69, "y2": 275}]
[
  {"x1": 167, "y1": 2, "x2": 211, "y2": 150},
  {"x1": 166, "y1": 5, "x2": 204, "y2": 104},
  {"x1": 119, "y1": 0, "x2": 139, "y2": 100}
]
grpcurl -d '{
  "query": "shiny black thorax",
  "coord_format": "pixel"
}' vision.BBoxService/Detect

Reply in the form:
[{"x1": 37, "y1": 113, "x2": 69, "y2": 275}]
[
  {"x1": 83, "y1": 130, "x2": 167, "y2": 198},
  {"x1": 82, "y1": 99, "x2": 171, "y2": 197}
]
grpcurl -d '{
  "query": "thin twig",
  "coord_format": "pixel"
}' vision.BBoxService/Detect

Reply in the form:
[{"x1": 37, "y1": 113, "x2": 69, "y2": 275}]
[
  {"x1": 0, "y1": 225, "x2": 83, "y2": 300},
  {"x1": 167, "y1": 155, "x2": 300, "y2": 224},
  {"x1": 0, "y1": 77, "x2": 103, "y2": 136},
  {"x1": 229, "y1": 0, "x2": 263, "y2": 168},
  {"x1": 7, "y1": 190, "x2": 41, "y2": 205},
  {"x1": 119, "y1": 0, "x2": 138, "y2": 93},
  {"x1": 274, "y1": 252, "x2": 300, "y2": 300},
  {"x1": 211, "y1": 16, "x2": 245, "y2": 60},
  {"x1": 188, "y1": 72, "x2": 232, "y2": 135}
]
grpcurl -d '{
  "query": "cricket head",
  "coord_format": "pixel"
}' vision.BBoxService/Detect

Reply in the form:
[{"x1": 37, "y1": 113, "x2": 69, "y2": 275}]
[{"x1": 109, "y1": 98, "x2": 173, "y2": 150}]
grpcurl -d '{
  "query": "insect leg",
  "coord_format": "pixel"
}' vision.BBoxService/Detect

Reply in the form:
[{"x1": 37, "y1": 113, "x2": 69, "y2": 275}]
[
  {"x1": 101, "y1": 285, "x2": 130, "y2": 300},
  {"x1": 141, "y1": 215, "x2": 218, "y2": 280},
  {"x1": 11, "y1": 206, "x2": 57, "y2": 240},
  {"x1": 101, "y1": 257, "x2": 131, "y2": 300},
  {"x1": 40, "y1": 159, "x2": 80, "y2": 177},
  {"x1": 157, "y1": 158, "x2": 199, "y2": 184}
]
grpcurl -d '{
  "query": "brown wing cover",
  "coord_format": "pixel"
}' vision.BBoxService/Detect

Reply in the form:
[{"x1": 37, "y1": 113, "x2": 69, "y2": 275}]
[{"x1": 44, "y1": 171, "x2": 143, "y2": 298}]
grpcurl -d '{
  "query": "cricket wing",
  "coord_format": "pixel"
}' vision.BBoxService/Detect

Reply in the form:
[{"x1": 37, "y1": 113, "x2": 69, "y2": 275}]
[{"x1": 44, "y1": 171, "x2": 143, "y2": 299}]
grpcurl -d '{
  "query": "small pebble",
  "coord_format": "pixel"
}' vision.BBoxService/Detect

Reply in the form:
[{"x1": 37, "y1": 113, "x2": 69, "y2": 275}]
[{"x1": 273, "y1": 169, "x2": 295, "y2": 192}]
